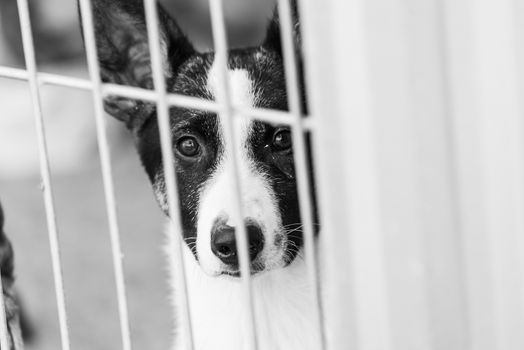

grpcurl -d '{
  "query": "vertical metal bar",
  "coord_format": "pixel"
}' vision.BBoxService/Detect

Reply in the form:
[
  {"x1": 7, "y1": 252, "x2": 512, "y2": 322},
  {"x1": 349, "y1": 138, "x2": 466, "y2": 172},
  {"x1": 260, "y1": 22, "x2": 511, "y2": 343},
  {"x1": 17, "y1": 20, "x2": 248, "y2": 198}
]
[
  {"x1": 0, "y1": 276, "x2": 10, "y2": 350},
  {"x1": 276, "y1": 0, "x2": 324, "y2": 348},
  {"x1": 299, "y1": 0, "x2": 355, "y2": 346},
  {"x1": 0, "y1": 67, "x2": 29, "y2": 80},
  {"x1": 208, "y1": 0, "x2": 258, "y2": 349},
  {"x1": 142, "y1": 1, "x2": 194, "y2": 349},
  {"x1": 77, "y1": 1, "x2": 133, "y2": 349},
  {"x1": 15, "y1": 0, "x2": 71, "y2": 349}
]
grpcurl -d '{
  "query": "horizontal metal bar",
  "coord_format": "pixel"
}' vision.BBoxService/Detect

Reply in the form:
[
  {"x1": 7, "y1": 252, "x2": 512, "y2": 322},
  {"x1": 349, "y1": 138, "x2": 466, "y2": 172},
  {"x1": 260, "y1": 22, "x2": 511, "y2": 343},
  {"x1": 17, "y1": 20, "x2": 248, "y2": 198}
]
[
  {"x1": 40, "y1": 73, "x2": 93, "y2": 90},
  {"x1": 102, "y1": 83, "x2": 220, "y2": 111},
  {"x1": 0, "y1": 66, "x2": 92, "y2": 89},
  {"x1": 0, "y1": 66, "x2": 28, "y2": 80},
  {"x1": 0, "y1": 66, "x2": 315, "y2": 129},
  {"x1": 0, "y1": 66, "x2": 93, "y2": 90},
  {"x1": 103, "y1": 83, "x2": 313, "y2": 128}
]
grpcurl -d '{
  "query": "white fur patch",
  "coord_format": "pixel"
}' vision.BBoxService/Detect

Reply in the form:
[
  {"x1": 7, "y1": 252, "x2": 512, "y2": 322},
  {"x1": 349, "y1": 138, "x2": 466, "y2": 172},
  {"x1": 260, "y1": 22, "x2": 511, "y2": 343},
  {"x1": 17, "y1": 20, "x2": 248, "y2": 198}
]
[
  {"x1": 194, "y1": 61, "x2": 284, "y2": 275},
  {"x1": 207, "y1": 62, "x2": 257, "y2": 108},
  {"x1": 153, "y1": 172, "x2": 168, "y2": 212},
  {"x1": 195, "y1": 152, "x2": 285, "y2": 275},
  {"x1": 165, "y1": 227, "x2": 321, "y2": 350}
]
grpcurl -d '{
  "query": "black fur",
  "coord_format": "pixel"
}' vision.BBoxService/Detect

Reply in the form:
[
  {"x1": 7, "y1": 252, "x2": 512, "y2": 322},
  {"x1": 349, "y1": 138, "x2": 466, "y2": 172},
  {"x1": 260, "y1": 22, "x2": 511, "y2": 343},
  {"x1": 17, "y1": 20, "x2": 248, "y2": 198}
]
[
  {"x1": 0, "y1": 202, "x2": 25, "y2": 349},
  {"x1": 88, "y1": 0, "x2": 195, "y2": 131},
  {"x1": 263, "y1": 0, "x2": 301, "y2": 58}
]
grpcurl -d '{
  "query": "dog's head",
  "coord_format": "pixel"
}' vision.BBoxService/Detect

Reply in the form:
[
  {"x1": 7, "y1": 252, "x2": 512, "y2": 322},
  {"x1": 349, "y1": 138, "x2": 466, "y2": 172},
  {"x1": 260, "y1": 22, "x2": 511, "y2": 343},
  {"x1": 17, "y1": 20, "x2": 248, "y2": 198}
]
[{"x1": 90, "y1": 0, "x2": 314, "y2": 277}]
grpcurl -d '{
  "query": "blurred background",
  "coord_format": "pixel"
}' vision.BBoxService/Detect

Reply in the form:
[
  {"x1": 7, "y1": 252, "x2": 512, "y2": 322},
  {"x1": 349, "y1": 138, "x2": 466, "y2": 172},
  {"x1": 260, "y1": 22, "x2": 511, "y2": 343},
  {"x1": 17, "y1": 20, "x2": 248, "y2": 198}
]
[{"x1": 0, "y1": 0, "x2": 276, "y2": 349}]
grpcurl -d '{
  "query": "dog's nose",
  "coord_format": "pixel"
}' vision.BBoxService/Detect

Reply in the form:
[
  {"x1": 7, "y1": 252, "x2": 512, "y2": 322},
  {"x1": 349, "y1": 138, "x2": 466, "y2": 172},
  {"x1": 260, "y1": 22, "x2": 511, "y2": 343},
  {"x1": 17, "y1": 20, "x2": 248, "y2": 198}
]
[{"x1": 211, "y1": 223, "x2": 264, "y2": 265}]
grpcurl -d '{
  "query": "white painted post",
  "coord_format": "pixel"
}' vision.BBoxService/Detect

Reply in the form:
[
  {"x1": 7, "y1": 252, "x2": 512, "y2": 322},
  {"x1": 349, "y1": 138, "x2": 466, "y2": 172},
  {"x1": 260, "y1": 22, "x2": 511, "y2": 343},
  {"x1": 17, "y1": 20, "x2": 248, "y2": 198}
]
[
  {"x1": 443, "y1": 0, "x2": 524, "y2": 349},
  {"x1": 300, "y1": 0, "x2": 392, "y2": 349}
]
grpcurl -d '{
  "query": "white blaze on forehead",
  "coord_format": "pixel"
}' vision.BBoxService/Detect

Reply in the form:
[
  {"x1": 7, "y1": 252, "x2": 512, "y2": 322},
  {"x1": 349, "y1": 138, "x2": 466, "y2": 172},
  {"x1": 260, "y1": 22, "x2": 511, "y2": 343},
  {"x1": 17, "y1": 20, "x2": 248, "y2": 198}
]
[
  {"x1": 206, "y1": 60, "x2": 258, "y2": 108},
  {"x1": 206, "y1": 61, "x2": 255, "y2": 165},
  {"x1": 204, "y1": 61, "x2": 259, "y2": 226},
  {"x1": 194, "y1": 60, "x2": 284, "y2": 275}
]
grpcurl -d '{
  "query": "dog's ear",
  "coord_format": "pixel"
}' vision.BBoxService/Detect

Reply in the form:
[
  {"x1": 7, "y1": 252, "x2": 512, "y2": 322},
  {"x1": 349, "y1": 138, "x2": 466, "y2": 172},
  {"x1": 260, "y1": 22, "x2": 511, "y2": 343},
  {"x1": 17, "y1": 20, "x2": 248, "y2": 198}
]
[
  {"x1": 88, "y1": 0, "x2": 195, "y2": 131},
  {"x1": 262, "y1": 0, "x2": 301, "y2": 57}
]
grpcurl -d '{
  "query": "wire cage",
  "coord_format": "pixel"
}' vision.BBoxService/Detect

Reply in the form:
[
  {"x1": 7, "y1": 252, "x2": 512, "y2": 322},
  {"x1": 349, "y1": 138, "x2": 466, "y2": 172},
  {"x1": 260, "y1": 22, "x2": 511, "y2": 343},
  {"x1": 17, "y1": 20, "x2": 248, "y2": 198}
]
[{"x1": 0, "y1": 0, "x2": 524, "y2": 349}]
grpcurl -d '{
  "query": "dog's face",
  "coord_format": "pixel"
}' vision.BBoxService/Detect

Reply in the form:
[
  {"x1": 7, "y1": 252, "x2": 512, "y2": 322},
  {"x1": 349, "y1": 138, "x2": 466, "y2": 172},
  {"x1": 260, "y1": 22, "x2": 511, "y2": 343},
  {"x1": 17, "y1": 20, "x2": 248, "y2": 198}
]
[{"x1": 91, "y1": 0, "x2": 311, "y2": 277}]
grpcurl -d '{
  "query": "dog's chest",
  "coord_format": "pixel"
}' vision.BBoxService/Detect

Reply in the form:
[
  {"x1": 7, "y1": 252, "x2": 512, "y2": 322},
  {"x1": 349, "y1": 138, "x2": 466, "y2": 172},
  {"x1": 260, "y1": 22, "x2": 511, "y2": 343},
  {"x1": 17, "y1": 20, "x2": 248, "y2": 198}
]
[{"x1": 167, "y1": 235, "x2": 321, "y2": 350}]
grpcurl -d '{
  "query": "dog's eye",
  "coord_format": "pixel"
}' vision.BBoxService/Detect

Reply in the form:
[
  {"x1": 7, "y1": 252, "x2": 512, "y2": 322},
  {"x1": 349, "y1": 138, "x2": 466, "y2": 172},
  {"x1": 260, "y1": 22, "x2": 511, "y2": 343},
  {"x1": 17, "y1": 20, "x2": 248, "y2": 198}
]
[
  {"x1": 272, "y1": 129, "x2": 292, "y2": 151},
  {"x1": 176, "y1": 136, "x2": 200, "y2": 157}
]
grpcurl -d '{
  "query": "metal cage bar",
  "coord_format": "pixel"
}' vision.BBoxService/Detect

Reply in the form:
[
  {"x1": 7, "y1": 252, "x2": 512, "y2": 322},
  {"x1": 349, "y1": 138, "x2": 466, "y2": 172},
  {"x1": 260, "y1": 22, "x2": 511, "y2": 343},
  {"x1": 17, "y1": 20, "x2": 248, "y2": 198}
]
[
  {"x1": 77, "y1": 0, "x2": 133, "y2": 349},
  {"x1": 276, "y1": 0, "x2": 324, "y2": 348},
  {"x1": 143, "y1": 0, "x2": 195, "y2": 349},
  {"x1": 0, "y1": 67, "x2": 316, "y2": 130},
  {"x1": 15, "y1": 0, "x2": 71, "y2": 349},
  {"x1": 208, "y1": 0, "x2": 258, "y2": 349}
]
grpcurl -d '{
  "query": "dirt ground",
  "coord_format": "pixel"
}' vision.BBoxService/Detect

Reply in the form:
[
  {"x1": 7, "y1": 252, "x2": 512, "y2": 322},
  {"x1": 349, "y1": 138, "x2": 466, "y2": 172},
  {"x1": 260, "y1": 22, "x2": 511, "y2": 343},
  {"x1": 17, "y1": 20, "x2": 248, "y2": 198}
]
[{"x1": 0, "y1": 145, "x2": 174, "y2": 350}]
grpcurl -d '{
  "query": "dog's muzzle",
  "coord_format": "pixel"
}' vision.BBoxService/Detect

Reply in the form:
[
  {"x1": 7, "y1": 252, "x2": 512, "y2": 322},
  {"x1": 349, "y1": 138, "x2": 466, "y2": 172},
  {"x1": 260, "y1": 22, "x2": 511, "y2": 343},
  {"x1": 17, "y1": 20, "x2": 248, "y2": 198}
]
[{"x1": 210, "y1": 219, "x2": 264, "y2": 270}]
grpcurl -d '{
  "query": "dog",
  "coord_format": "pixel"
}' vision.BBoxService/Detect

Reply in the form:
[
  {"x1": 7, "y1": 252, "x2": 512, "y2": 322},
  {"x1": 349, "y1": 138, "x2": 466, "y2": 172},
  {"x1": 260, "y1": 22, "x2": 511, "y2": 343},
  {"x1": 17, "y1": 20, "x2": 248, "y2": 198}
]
[
  {"x1": 88, "y1": 0, "x2": 320, "y2": 348},
  {"x1": 0, "y1": 202, "x2": 25, "y2": 350}
]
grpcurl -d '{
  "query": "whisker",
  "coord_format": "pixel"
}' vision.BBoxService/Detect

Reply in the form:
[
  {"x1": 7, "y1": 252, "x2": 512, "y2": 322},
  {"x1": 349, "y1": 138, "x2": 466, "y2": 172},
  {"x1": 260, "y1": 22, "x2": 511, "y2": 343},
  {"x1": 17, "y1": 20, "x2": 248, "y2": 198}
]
[
  {"x1": 285, "y1": 227, "x2": 304, "y2": 235},
  {"x1": 283, "y1": 222, "x2": 303, "y2": 227}
]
